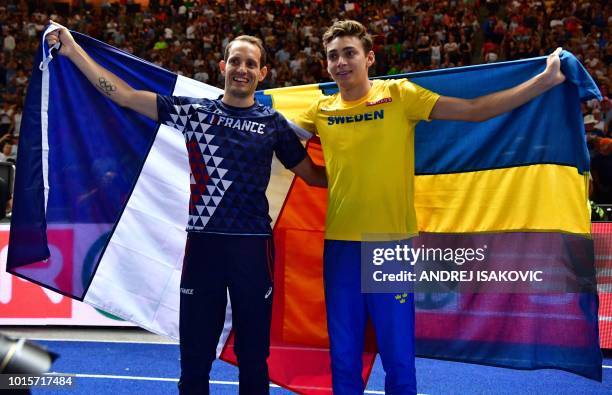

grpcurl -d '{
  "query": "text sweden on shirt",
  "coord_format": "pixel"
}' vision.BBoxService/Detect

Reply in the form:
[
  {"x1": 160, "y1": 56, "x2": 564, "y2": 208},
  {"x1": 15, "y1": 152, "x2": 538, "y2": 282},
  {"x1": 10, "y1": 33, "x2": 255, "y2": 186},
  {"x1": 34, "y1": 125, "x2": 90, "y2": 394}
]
[
  {"x1": 327, "y1": 109, "x2": 384, "y2": 125},
  {"x1": 203, "y1": 112, "x2": 267, "y2": 134}
]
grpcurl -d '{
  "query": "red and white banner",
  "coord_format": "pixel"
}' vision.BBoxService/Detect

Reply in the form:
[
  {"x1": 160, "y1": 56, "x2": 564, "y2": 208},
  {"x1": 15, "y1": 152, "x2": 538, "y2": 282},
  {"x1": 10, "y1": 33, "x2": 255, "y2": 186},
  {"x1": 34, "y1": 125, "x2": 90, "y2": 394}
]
[
  {"x1": 0, "y1": 224, "x2": 132, "y2": 326},
  {"x1": 595, "y1": 222, "x2": 612, "y2": 348}
]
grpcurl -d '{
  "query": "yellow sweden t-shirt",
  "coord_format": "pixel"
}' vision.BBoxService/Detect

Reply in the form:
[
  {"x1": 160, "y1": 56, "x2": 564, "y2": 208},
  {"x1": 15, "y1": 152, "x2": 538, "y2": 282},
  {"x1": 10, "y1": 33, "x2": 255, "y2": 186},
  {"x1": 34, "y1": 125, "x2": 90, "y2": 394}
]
[{"x1": 294, "y1": 79, "x2": 440, "y2": 241}]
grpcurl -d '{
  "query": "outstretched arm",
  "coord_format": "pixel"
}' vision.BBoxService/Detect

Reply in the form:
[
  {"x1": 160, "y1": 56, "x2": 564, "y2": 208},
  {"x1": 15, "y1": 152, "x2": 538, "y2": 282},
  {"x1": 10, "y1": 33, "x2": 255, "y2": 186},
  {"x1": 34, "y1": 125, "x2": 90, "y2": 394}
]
[
  {"x1": 430, "y1": 48, "x2": 565, "y2": 122},
  {"x1": 46, "y1": 21, "x2": 158, "y2": 121},
  {"x1": 290, "y1": 155, "x2": 327, "y2": 188}
]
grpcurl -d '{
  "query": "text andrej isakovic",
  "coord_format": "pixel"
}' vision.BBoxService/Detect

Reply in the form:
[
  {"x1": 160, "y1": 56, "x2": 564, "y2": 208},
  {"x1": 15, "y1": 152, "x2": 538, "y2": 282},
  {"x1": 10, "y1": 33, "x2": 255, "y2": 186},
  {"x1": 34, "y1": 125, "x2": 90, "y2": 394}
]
[{"x1": 370, "y1": 244, "x2": 543, "y2": 283}]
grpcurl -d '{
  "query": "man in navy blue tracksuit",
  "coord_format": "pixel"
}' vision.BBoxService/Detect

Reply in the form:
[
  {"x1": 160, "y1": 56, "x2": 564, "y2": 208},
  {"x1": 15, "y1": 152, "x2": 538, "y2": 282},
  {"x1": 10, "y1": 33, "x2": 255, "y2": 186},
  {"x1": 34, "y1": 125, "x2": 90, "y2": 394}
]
[{"x1": 156, "y1": 93, "x2": 320, "y2": 394}]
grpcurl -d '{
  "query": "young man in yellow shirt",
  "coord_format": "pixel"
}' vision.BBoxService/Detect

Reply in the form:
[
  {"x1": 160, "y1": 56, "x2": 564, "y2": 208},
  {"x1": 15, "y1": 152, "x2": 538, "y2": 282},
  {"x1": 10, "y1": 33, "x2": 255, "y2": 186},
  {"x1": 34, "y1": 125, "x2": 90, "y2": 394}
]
[{"x1": 294, "y1": 20, "x2": 566, "y2": 395}]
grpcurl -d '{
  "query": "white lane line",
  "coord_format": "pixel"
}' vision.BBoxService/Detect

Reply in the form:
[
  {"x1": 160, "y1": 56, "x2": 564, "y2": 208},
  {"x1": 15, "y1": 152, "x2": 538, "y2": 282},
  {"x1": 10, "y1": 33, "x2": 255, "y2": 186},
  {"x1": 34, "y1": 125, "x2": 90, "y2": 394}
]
[
  {"x1": 54, "y1": 364, "x2": 612, "y2": 392},
  {"x1": 364, "y1": 391, "x2": 428, "y2": 395},
  {"x1": 64, "y1": 373, "x2": 178, "y2": 382},
  {"x1": 27, "y1": 338, "x2": 178, "y2": 345},
  {"x1": 34, "y1": 339, "x2": 326, "y2": 351},
  {"x1": 53, "y1": 373, "x2": 257, "y2": 386},
  {"x1": 51, "y1": 373, "x2": 408, "y2": 394},
  {"x1": 52, "y1": 373, "x2": 280, "y2": 387}
]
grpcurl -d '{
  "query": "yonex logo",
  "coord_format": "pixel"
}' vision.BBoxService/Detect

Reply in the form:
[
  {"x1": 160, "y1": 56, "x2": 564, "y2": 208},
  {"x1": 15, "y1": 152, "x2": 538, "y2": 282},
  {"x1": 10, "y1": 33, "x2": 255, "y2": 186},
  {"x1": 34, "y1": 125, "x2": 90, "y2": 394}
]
[
  {"x1": 180, "y1": 288, "x2": 194, "y2": 295},
  {"x1": 366, "y1": 97, "x2": 392, "y2": 106}
]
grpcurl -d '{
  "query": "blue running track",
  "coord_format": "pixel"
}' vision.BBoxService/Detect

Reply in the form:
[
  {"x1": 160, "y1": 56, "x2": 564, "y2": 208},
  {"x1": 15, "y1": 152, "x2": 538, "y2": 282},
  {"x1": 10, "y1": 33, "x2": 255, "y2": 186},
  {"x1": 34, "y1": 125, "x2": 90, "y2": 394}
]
[{"x1": 27, "y1": 340, "x2": 611, "y2": 394}]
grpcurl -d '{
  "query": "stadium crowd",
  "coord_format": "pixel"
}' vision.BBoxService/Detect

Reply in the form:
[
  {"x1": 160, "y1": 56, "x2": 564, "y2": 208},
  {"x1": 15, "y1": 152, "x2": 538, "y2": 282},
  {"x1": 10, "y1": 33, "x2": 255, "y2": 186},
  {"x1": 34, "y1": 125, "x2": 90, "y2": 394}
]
[{"x1": 0, "y1": 0, "x2": 610, "y2": 204}]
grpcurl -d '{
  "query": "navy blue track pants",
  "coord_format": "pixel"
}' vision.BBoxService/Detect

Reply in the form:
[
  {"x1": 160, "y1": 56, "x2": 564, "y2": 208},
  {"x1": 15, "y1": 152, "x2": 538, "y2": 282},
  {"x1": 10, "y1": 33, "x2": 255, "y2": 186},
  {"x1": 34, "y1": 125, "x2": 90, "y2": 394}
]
[{"x1": 178, "y1": 233, "x2": 274, "y2": 395}]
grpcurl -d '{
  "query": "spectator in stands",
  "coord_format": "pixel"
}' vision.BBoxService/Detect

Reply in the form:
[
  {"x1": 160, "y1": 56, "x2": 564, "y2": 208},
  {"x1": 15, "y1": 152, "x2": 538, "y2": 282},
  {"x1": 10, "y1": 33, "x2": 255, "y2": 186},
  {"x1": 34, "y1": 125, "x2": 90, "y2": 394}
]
[
  {"x1": 587, "y1": 111, "x2": 612, "y2": 203},
  {"x1": 431, "y1": 36, "x2": 442, "y2": 67},
  {"x1": 10, "y1": 102, "x2": 21, "y2": 138},
  {"x1": 589, "y1": 135, "x2": 612, "y2": 203},
  {"x1": 459, "y1": 35, "x2": 472, "y2": 65},
  {"x1": 0, "y1": 176, "x2": 10, "y2": 219},
  {"x1": 3, "y1": 28, "x2": 16, "y2": 54},
  {"x1": 443, "y1": 34, "x2": 460, "y2": 65},
  {"x1": 193, "y1": 65, "x2": 209, "y2": 84},
  {"x1": 592, "y1": 108, "x2": 606, "y2": 133},
  {"x1": 0, "y1": 103, "x2": 13, "y2": 138},
  {"x1": 0, "y1": 137, "x2": 15, "y2": 163},
  {"x1": 415, "y1": 34, "x2": 431, "y2": 68}
]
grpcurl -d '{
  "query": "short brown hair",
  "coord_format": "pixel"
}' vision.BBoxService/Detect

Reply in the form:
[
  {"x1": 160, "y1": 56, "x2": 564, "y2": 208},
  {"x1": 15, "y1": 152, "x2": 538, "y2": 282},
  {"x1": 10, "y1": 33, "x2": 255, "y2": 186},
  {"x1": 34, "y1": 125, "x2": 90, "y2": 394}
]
[
  {"x1": 224, "y1": 35, "x2": 267, "y2": 67},
  {"x1": 322, "y1": 20, "x2": 373, "y2": 53}
]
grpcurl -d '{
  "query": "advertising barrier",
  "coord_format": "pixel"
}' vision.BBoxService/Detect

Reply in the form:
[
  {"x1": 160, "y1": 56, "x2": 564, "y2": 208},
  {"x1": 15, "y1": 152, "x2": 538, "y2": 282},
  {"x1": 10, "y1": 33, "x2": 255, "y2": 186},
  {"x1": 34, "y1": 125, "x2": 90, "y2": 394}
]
[
  {"x1": 0, "y1": 224, "x2": 131, "y2": 326},
  {"x1": 595, "y1": 222, "x2": 612, "y2": 348}
]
